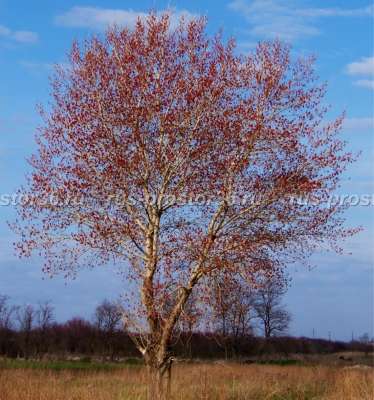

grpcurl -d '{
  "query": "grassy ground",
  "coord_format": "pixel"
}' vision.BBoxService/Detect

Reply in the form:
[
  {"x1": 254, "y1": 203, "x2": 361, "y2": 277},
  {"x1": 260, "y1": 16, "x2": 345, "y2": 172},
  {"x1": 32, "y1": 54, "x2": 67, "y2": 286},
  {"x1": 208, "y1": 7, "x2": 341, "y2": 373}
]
[
  {"x1": 0, "y1": 357, "x2": 142, "y2": 371},
  {"x1": 0, "y1": 359, "x2": 373, "y2": 400}
]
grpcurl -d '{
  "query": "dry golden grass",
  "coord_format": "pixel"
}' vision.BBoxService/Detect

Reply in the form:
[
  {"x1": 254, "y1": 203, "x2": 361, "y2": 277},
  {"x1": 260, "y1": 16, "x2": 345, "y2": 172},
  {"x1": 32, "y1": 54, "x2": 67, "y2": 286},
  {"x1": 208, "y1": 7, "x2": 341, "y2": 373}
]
[{"x1": 0, "y1": 363, "x2": 373, "y2": 400}]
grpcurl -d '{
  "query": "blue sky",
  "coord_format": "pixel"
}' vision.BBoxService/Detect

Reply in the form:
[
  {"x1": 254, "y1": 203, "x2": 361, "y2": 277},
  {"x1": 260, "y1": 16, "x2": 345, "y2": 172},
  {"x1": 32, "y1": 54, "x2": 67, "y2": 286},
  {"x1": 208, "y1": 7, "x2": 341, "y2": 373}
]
[{"x1": 0, "y1": 0, "x2": 373, "y2": 340}]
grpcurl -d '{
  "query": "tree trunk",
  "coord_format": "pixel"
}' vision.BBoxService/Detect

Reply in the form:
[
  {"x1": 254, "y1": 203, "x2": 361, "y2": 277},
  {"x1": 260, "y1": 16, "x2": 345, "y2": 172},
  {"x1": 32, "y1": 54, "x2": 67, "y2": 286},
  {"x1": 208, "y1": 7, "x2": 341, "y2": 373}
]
[
  {"x1": 147, "y1": 366, "x2": 163, "y2": 400},
  {"x1": 147, "y1": 363, "x2": 172, "y2": 400}
]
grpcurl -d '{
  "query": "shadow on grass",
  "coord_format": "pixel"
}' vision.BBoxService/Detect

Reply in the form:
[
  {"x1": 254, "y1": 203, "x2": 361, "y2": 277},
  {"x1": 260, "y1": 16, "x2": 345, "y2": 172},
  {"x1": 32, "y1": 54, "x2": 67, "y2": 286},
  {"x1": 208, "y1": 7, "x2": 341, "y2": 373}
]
[{"x1": 254, "y1": 359, "x2": 303, "y2": 366}]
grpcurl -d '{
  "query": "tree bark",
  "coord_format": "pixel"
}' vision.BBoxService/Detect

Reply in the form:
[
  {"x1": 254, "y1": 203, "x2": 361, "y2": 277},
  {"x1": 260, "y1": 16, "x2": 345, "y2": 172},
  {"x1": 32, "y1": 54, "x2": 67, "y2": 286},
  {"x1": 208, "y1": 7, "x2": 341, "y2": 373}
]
[
  {"x1": 146, "y1": 360, "x2": 172, "y2": 400},
  {"x1": 147, "y1": 365, "x2": 162, "y2": 400}
]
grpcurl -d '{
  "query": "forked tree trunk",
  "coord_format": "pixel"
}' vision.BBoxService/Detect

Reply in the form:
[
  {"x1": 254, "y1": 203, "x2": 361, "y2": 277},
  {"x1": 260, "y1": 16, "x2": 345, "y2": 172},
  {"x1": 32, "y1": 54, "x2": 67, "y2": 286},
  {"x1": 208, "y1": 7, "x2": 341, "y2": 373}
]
[{"x1": 146, "y1": 360, "x2": 172, "y2": 400}]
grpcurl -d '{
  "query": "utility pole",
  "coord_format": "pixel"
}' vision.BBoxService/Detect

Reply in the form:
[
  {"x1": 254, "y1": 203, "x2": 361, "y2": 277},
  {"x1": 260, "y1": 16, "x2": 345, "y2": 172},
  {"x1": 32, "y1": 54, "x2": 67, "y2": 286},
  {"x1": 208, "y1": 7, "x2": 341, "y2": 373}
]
[{"x1": 328, "y1": 331, "x2": 331, "y2": 341}]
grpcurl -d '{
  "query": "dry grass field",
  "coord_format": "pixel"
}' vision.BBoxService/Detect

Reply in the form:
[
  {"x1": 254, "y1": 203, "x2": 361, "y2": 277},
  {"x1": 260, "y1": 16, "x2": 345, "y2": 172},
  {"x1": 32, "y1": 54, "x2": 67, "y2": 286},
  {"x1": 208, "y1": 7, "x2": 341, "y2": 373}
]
[{"x1": 0, "y1": 361, "x2": 373, "y2": 400}]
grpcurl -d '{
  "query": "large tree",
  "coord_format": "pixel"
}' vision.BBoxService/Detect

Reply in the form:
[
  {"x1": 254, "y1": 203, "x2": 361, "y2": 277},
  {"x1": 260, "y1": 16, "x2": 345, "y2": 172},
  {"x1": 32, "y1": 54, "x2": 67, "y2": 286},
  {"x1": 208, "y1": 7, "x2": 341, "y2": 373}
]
[{"x1": 13, "y1": 13, "x2": 356, "y2": 399}]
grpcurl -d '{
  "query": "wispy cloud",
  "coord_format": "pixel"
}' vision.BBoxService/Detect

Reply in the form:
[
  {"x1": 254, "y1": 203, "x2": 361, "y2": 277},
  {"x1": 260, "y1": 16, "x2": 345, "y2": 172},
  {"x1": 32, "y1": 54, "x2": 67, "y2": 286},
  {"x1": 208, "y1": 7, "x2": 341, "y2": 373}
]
[
  {"x1": 0, "y1": 25, "x2": 11, "y2": 36},
  {"x1": 19, "y1": 61, "x2": 70, "y2": 78},
  {"x1": 0, "y1": 24, "x2": 38, "y2": 44},
  {"x1": 355, "y1": 79, "x2": 374, "y2": 90},
  {"x1": 343, "y1": 117, "x2": 374, "y2": 131},
  {"x1": 55, "y1": 6, "x2": 198, "y2": 31},
  {"x1": 19, "y1": 61, "x2": 54, "y2": 71},
  {"x1": 295, "y1": 5, "x2": 373, "y2": 18},
  {"x1": 346, "y1": 56, "x2": 374, "y2": 90},
  {"x1": 347, "y1": 56, "x2": 374, "y2": 76},
  {"x1": 228, "y1": 0, "x2": 373, "y2": 41}
]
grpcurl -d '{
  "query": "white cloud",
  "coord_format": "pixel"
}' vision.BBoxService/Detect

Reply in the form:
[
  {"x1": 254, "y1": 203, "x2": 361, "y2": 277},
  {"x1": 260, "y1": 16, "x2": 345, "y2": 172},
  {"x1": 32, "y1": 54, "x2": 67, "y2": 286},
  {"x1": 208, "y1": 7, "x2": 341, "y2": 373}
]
[
  {"x1": 12, "y1": 31, "x2": 39, "y2": 44},
  {"x1": 20, "y1": 61, "x2": 54, "y2": 71},
  {"x1": 355, "y1": 79, "x2": 374, "y2": 90},
  {"x1": 228, "y1": 0, "x2": 373, "y2": 41},
  {"x1": 55, "y1": 6, "x2": 198, "y2": 31},
  {"x1": 346, "y1": 56, "x2": 374, "y2": 90},
  {"x1": 0, "y1": 24, "x2": 38, "y2": 44},
  {"x1": 0, "y1": 25, "x2": 11, "y2": 36},
  {"x1": 343, "y1": 117, "x2": 374, "y2": 131},
  {"x1": 296, "y1": 4, "x2": 373, "y2": 18},
  {"x1": 19, "y1": 61, "x2": 70, "y2": 76},
  {"x1": 346, "y1": 56, "x2": 374, "y2": 76}
]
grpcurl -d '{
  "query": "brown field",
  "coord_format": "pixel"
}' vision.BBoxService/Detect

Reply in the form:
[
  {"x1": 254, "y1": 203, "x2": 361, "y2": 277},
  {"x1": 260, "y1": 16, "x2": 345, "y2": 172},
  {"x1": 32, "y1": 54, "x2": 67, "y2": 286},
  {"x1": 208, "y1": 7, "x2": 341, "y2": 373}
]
[{"x1": 0, "y1": 362, "x2": 373, "y2": 400}]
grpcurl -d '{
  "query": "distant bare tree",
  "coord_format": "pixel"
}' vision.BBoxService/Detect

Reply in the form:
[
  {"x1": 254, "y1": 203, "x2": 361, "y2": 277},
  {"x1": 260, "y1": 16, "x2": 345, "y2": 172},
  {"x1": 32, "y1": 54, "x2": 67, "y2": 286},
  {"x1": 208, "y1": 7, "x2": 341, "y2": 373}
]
[
  {"x1": 16, "y1": 304, "x2": 35, "y2": 332},
  {"x1": 94, "y1": 299, "x2": 122, "y2": 333},
  {"x1": 211, "y1": 275, "x2": 255, "y2": 357},
  {"x1": 358, "y1": 333, "x2": 371, "y2": 356},
  {"x1": 34, "y1": 301, "x2": 54, "y2": 357},
  {"x1": 94, "y1": 299, "x2": 123, "y2": 360},
  {"x1": 174, "y1": 292, "x2": 200, "y2": 359},
  {"x1": 0, "y1": 295, "x2": 16, "y2": 330},
  {"x1": 36, "y1": 301, "x2": 54, "y2": 330},
  {"x1": 253, "y1": 278, "x2": 291, "y2": 339},
  {"x1": 359, "y1": 333, "x2": 370, "y2": 344},
  {"x1": 16, "y1": 304, "x2": 36, "y2": 359}
]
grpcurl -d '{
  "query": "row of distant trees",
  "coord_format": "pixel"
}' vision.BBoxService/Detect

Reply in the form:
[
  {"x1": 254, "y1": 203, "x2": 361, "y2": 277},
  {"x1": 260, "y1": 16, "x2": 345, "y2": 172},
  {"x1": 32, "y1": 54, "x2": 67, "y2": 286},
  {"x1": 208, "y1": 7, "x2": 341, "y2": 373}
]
[
  {"x1": 0, "y1": 295, "x2": 132, "y2": 360},
  {"x1": 0, "y1": 278, "x2": 289, "y2": 334},
  {"x1": 0, "y1": 282, "x2": 371, "y2": 361},
  {"x1": 0, "y1": 279, "x2": 289, "y2": 360}
]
